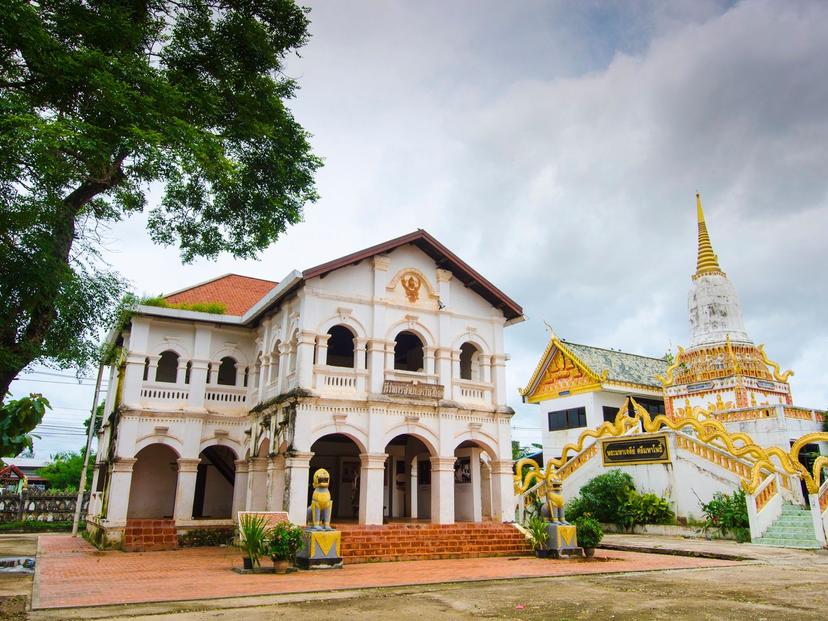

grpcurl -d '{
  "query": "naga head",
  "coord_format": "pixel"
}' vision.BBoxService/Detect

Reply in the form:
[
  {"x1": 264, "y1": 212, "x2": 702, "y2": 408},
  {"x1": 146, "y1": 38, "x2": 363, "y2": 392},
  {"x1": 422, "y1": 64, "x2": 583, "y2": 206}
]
[{"x1": 313, "y1": 468, "x2": 330, "y2": 489}]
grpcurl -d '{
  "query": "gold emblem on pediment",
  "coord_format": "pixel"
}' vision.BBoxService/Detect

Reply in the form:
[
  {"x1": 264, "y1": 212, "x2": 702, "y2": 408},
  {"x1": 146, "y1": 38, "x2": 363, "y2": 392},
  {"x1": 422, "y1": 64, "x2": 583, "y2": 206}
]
[{"x1": 402, "y1": 274, "x2": 421, "y2": 303}]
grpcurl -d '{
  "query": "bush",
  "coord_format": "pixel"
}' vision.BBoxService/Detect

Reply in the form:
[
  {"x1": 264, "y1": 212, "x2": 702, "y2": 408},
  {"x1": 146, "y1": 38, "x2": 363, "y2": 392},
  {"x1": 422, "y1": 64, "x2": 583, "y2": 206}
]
[
  {"x1": 574, "y1": 515, "x2": 604, "y2": 549},
  {"x1": 237, "y1": 514, "x2": 269, "y2": 567},
  {"x1": 0, "y1": 520, "x2": 82, "y2": 532},
  {"x1": 701, "y1": 489, "x2": 750, "y2": 543},
  {"x1": 268, "y1": 522, "x2": 305, "y2": 561},
  {"x1": 565, "y1": 469, "x2": 635, "y2": 524},
  {"x1": 565, "y1": 470, "x2": 674, "y2": 529},
  {"x1": 524, "y1": 514, "x2": 549, "y2": 551},
  {"x1": 178, "y1": 528, "x2": 234, "y2": 547}
]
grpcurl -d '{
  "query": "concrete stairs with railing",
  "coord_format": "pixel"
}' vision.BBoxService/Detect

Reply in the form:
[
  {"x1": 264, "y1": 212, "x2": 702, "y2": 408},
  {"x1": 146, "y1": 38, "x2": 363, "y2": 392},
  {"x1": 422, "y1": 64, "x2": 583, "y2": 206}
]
[
  {"x1": 753, "y1": 504, "x2": 823, "y2": 549},
  {"x1": 334, "y1": 522, "x2": 533, "y2": 564}
]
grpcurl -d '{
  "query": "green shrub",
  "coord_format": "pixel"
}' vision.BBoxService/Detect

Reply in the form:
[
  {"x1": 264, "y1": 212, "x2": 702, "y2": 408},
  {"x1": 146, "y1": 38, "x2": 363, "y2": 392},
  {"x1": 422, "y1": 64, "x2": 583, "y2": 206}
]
[
  {"x1": 701, "y1": 489, "x2": 750, "y2": 542},
  {"x1": 574, "y1": 515, "x2": 604, "y2": 549},
  {"x1": 0, "y1": 520, "x2": 82, "y2": 533},
  {"x1": 524, "y1": 514, "x2": 549, "y2": 551},
  {"x1": 565, "y1": 469, "x2": 635, "y2": 524},
  {"x1": 178, "y1": 528, "x2": 234, "y2": 547},
  {"x1": 268, "y1": 522, "x2": 304, "y2": 561},
  {"x1": 565, "y1": 470, "x2": 674, "y2": 529},
  {"x1": 237, "y1": 514, "x2": 269, "y2": 567}
]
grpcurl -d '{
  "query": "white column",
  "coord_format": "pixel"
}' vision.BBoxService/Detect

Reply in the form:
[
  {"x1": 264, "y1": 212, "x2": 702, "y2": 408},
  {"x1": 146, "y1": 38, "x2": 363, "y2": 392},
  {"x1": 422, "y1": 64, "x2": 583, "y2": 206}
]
[
  {"x1": 808, "y1": 493, "x2": 827, "y2": 545},
  {"x1": 491, "y1": 459, "x2": 516, "y2": 523},
  {"x1": 175, "y1": 359, "x2": 187, "y2": 385},
  {"x1": 424, "y1": 346, "x2": 436, "y2": 377},
  {"x1": 451, "y1": 351, "x2": 461, "y2": 380},
  {"x1": 436, "y1": 348, "x2": 452, "y2": 388},
  {"x1": 232, "y1": 459, "x2": 249, "y2": 516},
  {"x1": 483, "y1": 355, "x2": 493, "y2": 384},
  {"x1": 187, "y1": 361, "x2": 209, "y2": 410},
  {"x1": 316, "y1": 333, "x2": 329, "y2": 366},
  {"x1": 105, "y1": 458, "x2": 137, "y2": 525},
  {"x1": 367, "y1": 340, "x2": 385, "y2": 392},
  {"x1": 246, "y1": 457, "x2": 268, "y2": 511},
  {"x1": 359, "y1": 453, "x2": 387, "y2": 525},
  {"x1": 173, "y1": 458, "x2": 201, "y2": 522},
  {"x1": 430, "y1": 456, "x2": 456, "y2": 525},
  {"x1": 481, "y1": 461, "x2": 492, "y2": 518},
  {"x1": 354, "y1": 337, "x2": 368, "y2": 370},
  {"x1": 284, "y1": 452, "x2": 313, "y2": 525},
  {"x1": 470, "y1": 448, "x2": 482, "y2": 522},
  {"x1": 492, "y1": 354, "x2": 507, "y2": 406},
  {"x1": 409, "y1": 457, "x2": 418, "y2": 520},
  {"x1": 266, "y1": 455, "x2": 286, "y2": 511},
  {"x1": 296, "y1": 331, "x2": 316, "y2": 388}
]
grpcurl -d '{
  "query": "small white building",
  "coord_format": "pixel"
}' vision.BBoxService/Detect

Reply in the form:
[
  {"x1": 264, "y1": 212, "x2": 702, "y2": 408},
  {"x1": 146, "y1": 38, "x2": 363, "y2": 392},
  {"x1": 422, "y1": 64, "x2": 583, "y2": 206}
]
[{"x1": 86, "y1": 230, "x2": 524, "y2": 547}]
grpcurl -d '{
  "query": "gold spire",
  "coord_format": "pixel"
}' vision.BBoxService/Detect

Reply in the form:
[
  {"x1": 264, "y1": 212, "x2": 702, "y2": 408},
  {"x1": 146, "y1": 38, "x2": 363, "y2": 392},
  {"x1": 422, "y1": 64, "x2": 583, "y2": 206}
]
[{"x1": 694, "y1": 193, "x2": 724, "y2": 279}]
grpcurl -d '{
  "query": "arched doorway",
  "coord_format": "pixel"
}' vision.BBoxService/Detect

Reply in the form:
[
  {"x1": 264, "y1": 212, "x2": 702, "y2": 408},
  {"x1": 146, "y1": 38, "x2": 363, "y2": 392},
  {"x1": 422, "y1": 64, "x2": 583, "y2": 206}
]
[
  {"x1": 383, "y1": 435, "x2": 433, "y2": 521},
  {"x1": 127, "y1": 444, "x2": 179, "y2": 518},
  {"x1": 192, "y1": 445, "x2": 237, "y2": 519},
  {"x1": 453, "y1": 440, "x2": 494, "y2": 522},
  {"x1": 308, "y1": 434, "x2": 362, "y2": 522}
]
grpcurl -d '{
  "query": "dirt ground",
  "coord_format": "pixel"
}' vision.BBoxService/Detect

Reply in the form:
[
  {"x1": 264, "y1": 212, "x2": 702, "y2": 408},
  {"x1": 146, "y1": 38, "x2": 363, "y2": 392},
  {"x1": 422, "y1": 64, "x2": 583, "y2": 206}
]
[{"x1": 3, "y1": 533, "x2": 828, "y2": 621}]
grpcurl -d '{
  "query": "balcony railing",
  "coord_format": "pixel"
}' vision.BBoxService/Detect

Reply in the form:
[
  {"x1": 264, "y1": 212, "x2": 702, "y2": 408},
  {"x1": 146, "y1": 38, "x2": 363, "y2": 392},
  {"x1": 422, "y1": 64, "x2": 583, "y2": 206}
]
[
  {"x1": 205, "y1": 385, "x2": 248, "y2": 407},
  {"x1": 313, "y1": 365, "x2": 368, "y2": 395},
  {"x1": 139, "y1": 382, "x2": 189, "y2": 404},
  {"x1": 452, "y1": 379, "x2": 493, "y2": 405}
]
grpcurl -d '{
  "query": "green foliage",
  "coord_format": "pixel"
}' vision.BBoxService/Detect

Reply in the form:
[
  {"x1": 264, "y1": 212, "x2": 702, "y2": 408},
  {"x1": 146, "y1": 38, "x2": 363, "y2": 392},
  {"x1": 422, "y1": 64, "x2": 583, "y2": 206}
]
[
  {"x1": 237, "y1": 514, "x2": 269, "y2": 567},
  {"x1": 268, "y1": 521, "x2": 304, "y2": 561},
  {"x1": 618, "y1": 492, "x2": 675, "y2": 528},
  {"x1": 524, "y1": 514, "x2": 549, "y2": 551},
  {"x1": 574, "y1": 515, "x2": 604, "y2": 549},
  {"x1": 179, "y1": 528, "x2": 234, "y2": 548},
  {"x1": 37, "y1": 450, "x2": 92, "y2": 491},
  {"x1": 0, "y1": 393, "x2": 50, "y2": 458},
  {"x1": 0, "y1": 0, "x2": 321, "y2": 395},
  {"x1": 565, "y1": 469, "x2": 635, "y2": 524},
  {"x1": 701, "y1": 489, "x2": 750, "y2": 543},
  {"x1": 0, "y1": 520, "x2": 82, "y2": 533},
  {"x1": 141, "y1": 296, "x2": 226, "y2": 315},
  {"x1": 565, "y1": 470, "x2": 674, "y2": 529}
]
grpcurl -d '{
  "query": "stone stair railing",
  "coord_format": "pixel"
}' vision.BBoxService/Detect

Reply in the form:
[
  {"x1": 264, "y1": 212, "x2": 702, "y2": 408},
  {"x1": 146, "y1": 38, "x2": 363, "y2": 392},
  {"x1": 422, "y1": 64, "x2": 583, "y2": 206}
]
[
  {"x1": 746, "y1": 473, "x2": 783, "y2": 541},
  {"x1": 807, "y1": 476, "x2": 828, "y2": 546}
]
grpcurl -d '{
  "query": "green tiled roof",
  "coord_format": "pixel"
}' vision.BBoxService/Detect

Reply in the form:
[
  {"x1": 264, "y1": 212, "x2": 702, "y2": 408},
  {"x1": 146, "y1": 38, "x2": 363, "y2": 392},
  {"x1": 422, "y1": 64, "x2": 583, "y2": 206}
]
[{"x1": 564, "y1": 342, "x2": 668, "y2": 388}]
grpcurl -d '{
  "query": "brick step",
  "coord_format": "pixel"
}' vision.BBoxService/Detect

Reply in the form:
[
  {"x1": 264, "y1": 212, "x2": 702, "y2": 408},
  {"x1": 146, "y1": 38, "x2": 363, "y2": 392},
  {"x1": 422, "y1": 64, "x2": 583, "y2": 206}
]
[
  {"x1": 123, "y1": 518, "x2": 179, "y2": 552},
  {"x1": 337, "y1": 523, "x2": 533, "y2": 562}
]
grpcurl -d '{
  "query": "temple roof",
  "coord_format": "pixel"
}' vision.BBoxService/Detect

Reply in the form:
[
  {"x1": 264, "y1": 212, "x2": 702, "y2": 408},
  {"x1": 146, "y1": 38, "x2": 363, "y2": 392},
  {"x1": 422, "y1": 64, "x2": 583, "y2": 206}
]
[
  {"x1": 564, "y1": 342, "x2": 668, "y2": 388},
  {"x1": 164, "y1": 274, "x2": 278, "y2": 316}
]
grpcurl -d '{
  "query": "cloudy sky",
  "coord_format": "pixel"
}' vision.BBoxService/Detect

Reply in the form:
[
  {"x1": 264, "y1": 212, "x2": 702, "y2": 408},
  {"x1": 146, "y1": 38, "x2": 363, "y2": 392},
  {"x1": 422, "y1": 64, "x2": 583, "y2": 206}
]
[{"x1": 13, "y1": 0, "x2": 828, "y2": 458}]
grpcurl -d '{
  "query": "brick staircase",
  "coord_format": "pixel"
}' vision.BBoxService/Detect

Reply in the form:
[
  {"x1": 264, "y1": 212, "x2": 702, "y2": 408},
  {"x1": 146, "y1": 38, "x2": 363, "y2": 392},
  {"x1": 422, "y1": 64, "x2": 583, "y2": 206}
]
[
  {"x1": 335, "y1": 522, "x2": 533, "y2": 564},
  {"x1": 123, "y1": 519, "x2": 179, "y2": 552},
  {"x1": 753, "y1": 504, "x2": 823, "y2": 549}
]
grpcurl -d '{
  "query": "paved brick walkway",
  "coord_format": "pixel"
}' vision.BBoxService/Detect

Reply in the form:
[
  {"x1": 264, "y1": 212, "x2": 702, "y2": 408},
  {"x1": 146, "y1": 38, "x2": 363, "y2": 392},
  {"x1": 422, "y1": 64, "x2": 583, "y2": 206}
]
[{"x1": 32, "y1": 535, "x2": 736, "y2": 609}]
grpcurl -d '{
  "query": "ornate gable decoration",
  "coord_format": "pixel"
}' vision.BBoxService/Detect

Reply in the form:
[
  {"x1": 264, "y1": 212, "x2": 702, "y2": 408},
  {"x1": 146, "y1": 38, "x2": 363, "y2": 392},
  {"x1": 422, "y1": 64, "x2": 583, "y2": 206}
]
[
  {"x1": 386, "y1": 269, "x2": 439, "y2": 308},
  {"x1": 520, "y1": 337, "x2": 603, "y2": 404}
]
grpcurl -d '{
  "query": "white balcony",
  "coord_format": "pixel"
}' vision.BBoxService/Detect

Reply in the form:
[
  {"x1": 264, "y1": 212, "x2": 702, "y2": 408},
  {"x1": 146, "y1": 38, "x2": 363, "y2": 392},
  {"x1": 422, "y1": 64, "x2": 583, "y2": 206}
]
[
  {"x1": 205, "y1": 385, "x2": 248, "y2": 411},
  {"x1": 452, "y1": 379, "x2": 494, "y2": 406},
  {"x1": 313, "y1": 365, "x2": 368, "y2": 395},
  {"x1": 139, "y1": 382, "x2": 190, "y2": 407}
]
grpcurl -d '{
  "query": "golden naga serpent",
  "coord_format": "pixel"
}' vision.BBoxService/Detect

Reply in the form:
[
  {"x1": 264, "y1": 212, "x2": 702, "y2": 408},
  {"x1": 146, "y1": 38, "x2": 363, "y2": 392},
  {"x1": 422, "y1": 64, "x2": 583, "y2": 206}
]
[{"x1": 514, "y1": 398, "x2": 828, "y2": 496}]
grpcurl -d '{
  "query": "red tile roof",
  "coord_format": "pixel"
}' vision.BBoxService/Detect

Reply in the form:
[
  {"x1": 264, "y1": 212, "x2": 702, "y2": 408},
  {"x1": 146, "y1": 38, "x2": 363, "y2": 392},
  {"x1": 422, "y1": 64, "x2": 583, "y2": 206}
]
[{"x1": 163, "y1": 274, "x2": 278, "y2": 316}]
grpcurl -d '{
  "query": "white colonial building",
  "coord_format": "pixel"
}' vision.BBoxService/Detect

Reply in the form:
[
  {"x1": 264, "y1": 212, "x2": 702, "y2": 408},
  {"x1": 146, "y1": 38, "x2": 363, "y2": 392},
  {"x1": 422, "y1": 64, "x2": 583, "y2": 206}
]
[{"x1": 86, "y1": 230, "x2": 524, "y2": 547}]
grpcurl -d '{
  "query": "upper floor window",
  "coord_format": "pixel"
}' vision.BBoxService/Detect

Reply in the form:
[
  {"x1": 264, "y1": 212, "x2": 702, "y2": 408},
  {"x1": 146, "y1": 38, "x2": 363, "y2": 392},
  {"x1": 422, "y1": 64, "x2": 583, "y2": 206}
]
[
  {"x1": 217, "y1": 356, "x2": 237, "y2": 386},
  {"x1": 548, "y1": 407, "x2": 587, "y2": 431},
  {"x1": 459, "y1": 342, "x2": 480, "y2": 381},
  {"x1": 155, "y1": 350, "x2": 179, "y2": 383},
  {"x1": 394, "y1": 331, "x2": 424, "y2": 372},
  {"x1": 270, "y1": 340, "x2": 281, "y2": 383},
  {"x1": 326, "y1": 325, "x2": 355, "y2": 368}
]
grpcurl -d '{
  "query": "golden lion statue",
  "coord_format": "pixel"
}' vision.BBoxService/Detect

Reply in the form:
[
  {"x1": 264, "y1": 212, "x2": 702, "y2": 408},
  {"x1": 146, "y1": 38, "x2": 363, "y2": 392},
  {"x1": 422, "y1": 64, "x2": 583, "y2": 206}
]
[
  {"x1": 542, "y1": 471, "x2": 567, "y2": 524},
  {"x1": 307, "y1": 468, "x2": 333, "y2": 530}
]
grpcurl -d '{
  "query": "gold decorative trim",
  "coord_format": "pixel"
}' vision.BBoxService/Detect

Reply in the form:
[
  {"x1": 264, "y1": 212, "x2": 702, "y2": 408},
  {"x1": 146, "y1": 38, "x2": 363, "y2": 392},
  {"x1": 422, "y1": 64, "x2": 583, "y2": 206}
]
[
  {"x1": 757, "y1": 344, "x2": 794, "y2": 382},
  {"x1": 656, "y1": 346, "x2": 684, "y2": 386}
]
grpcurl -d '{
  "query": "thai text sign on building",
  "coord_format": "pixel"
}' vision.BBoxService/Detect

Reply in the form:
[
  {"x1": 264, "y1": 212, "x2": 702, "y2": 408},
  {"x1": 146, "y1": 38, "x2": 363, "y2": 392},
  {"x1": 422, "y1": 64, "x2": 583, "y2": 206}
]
[
  {"x1": 382, "y1": 380, "x2": 444, "y2": 400},
  {"x1": 601, "y1": 433, "x2": 670, "y2": 466}
]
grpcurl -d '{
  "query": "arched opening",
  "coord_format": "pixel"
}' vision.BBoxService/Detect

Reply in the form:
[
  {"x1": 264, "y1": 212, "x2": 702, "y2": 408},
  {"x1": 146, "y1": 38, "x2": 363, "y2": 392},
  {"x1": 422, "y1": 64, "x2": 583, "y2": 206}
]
[
  {"x1": 156, "y1": 350, "x2": 179, "y2": 383},
  {"x1": 127, "y1": 444, "x2": 179, "y2": 519},
  {"x1": 383, "y1": 435, "x2": 432, "y2": 521},
  {"x1": 453, "y1": 440, "x2": 493, "y2": 522},
  {"x1": 394, "y1": 331, "x2": 424, "y2": 372},
  {"x1": 217, "y1": 356, "x2": 237, "y2": 386},
  {"x1": 326, "y1": 325, "x2": 355, "y2": 368},
  {"x1": 192, "y1": 445, "x2": 237, "y2": 519},
  {"x1": 309, "y1": 434, "x2": 362, "y2": 522},
  {"x1": 459, "y1": 342, "x2": 480, "y2": 381}
]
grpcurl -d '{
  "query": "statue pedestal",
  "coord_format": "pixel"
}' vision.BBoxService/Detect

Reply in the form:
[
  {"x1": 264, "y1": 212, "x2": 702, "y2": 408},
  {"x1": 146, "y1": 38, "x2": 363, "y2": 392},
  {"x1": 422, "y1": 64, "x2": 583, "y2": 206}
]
[
  {"x1": 545, "y1": 523, "x2": 584, "y2": 559},
  {"x1": 295, "y1": 529, "x2": 343, "y2": 569}
]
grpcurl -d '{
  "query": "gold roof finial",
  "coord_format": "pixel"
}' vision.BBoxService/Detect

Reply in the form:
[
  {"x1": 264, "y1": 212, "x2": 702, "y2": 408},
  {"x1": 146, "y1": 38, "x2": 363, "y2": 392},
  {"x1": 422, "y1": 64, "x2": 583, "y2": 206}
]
[{"x1": 694, "y1": 193, "x2": 724, "y2": 279}]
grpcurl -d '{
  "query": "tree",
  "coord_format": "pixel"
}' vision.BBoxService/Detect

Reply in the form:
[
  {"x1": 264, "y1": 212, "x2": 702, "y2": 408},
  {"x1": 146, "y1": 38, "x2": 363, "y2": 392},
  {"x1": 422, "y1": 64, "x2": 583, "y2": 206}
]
[
  {"x1": 0, "y1": 1, "x2": 322, "y2": 396},
  {"x1": 37, "y1": 449, "x2": 91, "y2": 491},
  {"x1": 0, "y1": 393, "x2": 50, "y2": 458}
]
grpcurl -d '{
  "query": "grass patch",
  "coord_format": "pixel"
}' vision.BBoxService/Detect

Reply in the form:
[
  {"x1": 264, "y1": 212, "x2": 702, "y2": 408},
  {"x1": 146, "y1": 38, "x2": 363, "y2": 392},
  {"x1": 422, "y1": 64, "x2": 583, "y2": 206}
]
[
  {"x1": 0, "y1": 520, "x2": 83, "y2": 533},
  {"x1": 141, "y1": 296, "x2": 226, "y2": 315}
]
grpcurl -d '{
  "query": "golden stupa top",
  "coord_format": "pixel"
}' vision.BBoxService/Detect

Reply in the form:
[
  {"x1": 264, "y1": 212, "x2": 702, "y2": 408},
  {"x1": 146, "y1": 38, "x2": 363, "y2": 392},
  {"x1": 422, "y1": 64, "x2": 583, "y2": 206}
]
[{"x1": 694, "y1": 193, "x2": 725, "y2": 279}]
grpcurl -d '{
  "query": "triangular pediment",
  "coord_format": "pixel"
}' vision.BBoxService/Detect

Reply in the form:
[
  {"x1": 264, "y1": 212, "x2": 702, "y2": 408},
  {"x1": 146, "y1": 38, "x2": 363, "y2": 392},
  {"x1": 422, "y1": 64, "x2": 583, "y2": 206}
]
[{"x1": 520, "y1": 338, "x2": 603, "y2": 403}]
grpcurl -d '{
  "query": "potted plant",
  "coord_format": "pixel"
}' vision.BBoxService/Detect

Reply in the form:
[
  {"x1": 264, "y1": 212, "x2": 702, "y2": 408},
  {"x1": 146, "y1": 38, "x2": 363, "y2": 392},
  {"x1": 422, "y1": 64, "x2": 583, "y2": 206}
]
[
  {"x1": 574, "y1": 515, "x2": 603, "y2": 558},
  {"x1": 525, "y1": 514, "x2": 549, "y2": 558},
  {"x1": 238, "y1": 514, "x2": 269, "y2": 570},
  {"x1": 268, "y1": 521, "x2": 304, "y2": 573}
]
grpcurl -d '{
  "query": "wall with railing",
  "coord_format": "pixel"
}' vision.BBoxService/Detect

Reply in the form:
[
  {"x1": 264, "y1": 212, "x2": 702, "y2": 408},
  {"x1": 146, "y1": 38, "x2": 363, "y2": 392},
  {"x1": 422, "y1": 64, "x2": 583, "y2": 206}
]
[{"x1": 0, "y1": 490, "x2": 89, "y2": 523}]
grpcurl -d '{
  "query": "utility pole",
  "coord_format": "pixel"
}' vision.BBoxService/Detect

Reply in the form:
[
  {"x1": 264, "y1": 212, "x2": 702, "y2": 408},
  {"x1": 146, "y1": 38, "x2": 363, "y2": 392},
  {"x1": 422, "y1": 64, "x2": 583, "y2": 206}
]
[{"x1": 72, "y1": 363, "x2": 104, "y2": 537}]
